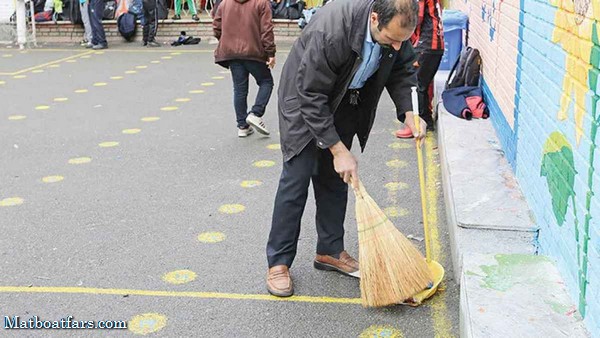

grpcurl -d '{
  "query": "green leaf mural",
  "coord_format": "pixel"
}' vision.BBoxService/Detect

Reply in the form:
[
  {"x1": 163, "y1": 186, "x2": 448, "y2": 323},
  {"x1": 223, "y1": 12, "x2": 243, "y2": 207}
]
[{"x1": 540, "y1": 132, "x2": 577, "y2": 226}]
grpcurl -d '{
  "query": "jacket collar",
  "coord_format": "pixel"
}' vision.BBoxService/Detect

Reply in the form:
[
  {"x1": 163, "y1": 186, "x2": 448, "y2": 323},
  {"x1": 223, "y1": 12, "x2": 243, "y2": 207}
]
[{"x1": 349, "y1": 0, "x2": 376, "y2": 55}]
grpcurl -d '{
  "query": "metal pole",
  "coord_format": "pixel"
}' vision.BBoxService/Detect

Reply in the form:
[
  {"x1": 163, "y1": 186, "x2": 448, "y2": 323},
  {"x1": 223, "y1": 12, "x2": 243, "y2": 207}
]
[{"x1": 15, "y1": 0, "x2": 26, "y2": 49}]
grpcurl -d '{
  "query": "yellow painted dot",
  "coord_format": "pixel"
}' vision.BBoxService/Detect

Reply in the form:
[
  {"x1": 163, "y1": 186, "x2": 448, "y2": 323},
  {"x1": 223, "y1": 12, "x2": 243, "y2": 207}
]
[
  {"x1": 0, "y1": 197, "x2": 24, "y2": 207},
  {"x1": 189, "y1": 90, "x2": 205, "y2": 94},
  {"x1": 384, "y1": 182, "x2": 409, "y2": 191},
  {"x1": 31, "y1": 69, "x2": 44, "y2": 73},
  {"x1": 13, "y1": 75, "x2": 26, "y2": 79},
  {"x1": 161, "y1": 56, "x2": 173, "y2": 60},
  {"x1": 68, "y1": 157, "x2": 92, "y2": 164},
  {"x1": 240, "y1": 180, "x2": 262, "y2": 188},
  {"x1": 93, "y1": 82, "x2": 107, "y2": 87},
  {"x1": 65, "y1": 59, "x2": 77, "y2": 63},
  {"x1": 128, "y1": 313, "x2": 167, "y2": 335},
  {"x1": 175, "y1": 98, "x2": 191, "y2": 102},
  {"x1": 388, "y1": 142, "x2": 412, "y2": 149},
  {"x1": 135, "y1": 65, "x2": 148, "y2": 69},
  {"x1": 125, "y1": 70, "x2": 137, "y2": 74},
  {"x1": 2, "y1": 54, "x2": 13, "y2": 58},
  {"x1": 110, "y1": 76, "x2": 124, "y2": 80},
  {"x1": 170, "y1": 52, "x2": 181, "y2": 55},
  {"x1": 53, "y1": 97, "x2": 68, "y2": 102},
  {"x1": 35, "y1": 105, "x2": 50, "y2": 110},
  {"x1": 99, "y1": 141, "x2": 119, "y2": 148},
  {"x1": 141, "y1": 117, "x2": 160, "y2": 122},
  {"x1": 266, "y1": 144, "x2": 281, "y2": 150},
  {"x1": 386, "y1": 159, "x2": 408, "y2": 168},
  {"x1": 94, "y1": 51, "x2": 105, "y2": 55},
  {"x1": 359, "y1": 325, "x2": 404, "y2": 338},
  {"x1": 75, "y1": 89, "x2": 88, "y2": 93},
  {"x1": 383, "y1": 207, "x2": 409, "y2": 218},
  {"x1": 150, "y1": 60, "x2": 161, "y2": 64},
  {"x1": 219, "y1": 204, "x2": 245, "y2": 214},
  {"x1": 198, "y1": 232, "x2": 226, "y2": 243},
  {"x1": 42, "y1": 175, "x2": 64, "y2": 183},
  {"x1": 160, "y1": 106, "x2": 178, "y2": 111},
  {"x1": 0, "y1": 81, "x2": 5, "y2": 85},
  {"x1": 253, "y1": 160, "x2": 275, "y2": 168},
  {"x1": 162, "y1": 270, "x2": 197, "y2": 285},
  {"x1": 122, "y1": 128, "x2": 141, "y2": 134},
  {"x1": 80, "y1": 55, "x2": 91, "y2": 59},
  {"x1": 211, "y1": 76, "x2": 225, "y2": 80},
  {"x1": 47, "y1": 64, "x2": 60, "y2": 68},
  {"x1": 8, "y1": 115, "x2": 26, "y2": 121},
  {"x1": 219, "y1": 70, "x2": 230, "y2": 74},
  {"x1": 201, "y1": 82, "x2": 215, "y2": 86}
]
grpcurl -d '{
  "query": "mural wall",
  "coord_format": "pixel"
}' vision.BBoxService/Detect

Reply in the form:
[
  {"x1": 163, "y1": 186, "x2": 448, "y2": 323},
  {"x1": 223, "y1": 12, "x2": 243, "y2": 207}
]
[{"x1": 450, "y1": 0, "x2": 599, "y2": 333}]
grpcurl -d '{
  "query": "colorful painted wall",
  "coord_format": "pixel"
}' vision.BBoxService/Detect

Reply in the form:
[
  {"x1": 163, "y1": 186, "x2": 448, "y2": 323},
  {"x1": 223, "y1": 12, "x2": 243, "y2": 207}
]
[{"x1": 450, "y1": 0, "x2": 600, "y2": 334}]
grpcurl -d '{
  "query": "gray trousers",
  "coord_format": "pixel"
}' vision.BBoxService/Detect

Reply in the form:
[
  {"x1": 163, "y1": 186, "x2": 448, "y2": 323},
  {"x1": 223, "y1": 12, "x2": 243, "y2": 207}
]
[{"x1": 80, "y1": 1, "x2": 92, "y2": 42}]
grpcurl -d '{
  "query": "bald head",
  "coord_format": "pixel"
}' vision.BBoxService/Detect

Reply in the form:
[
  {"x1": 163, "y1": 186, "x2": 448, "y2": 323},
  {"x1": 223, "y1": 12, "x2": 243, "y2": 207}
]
[{"x1": 372, "y1": 0, "x2": 418, "y2": 30}]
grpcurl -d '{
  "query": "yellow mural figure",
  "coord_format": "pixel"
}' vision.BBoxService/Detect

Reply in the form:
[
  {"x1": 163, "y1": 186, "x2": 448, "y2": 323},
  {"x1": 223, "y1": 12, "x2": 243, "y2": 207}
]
[{"x1": 551, "y1": 0, "x2": 596, "y2": 143}]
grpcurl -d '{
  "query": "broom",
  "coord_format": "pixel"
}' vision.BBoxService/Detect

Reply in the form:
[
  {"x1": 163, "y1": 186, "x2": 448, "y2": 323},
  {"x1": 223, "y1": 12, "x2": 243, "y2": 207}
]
[{"x1": 353, "y1": 178, "x2": 433, "y2": 307}]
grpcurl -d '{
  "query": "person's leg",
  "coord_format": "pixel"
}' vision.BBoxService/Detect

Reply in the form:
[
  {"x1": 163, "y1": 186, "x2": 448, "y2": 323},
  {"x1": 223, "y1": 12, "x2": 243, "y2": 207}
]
[
  {"x1": 186, "y1": 0, "x2": 198, "y2": 15},
  {"x1": 146, "y1": 0, "x2": 158, "y2": 43},
  {"x1": 267, "y1": 142, "x2": 317, "y2": 268},
  {"x1": 173, "y1": 0, "x2": 181, "y2": 16},
  {"x1": 229, "y1": 61, "x2": 250, "y2": 129},
  {"x1": 245, "y1": 60, "x2": 274, "y2": 118},
  {"x1": 89, "y1": 0, "x2": 107, "y2": 46},
  {"x1": 142, "y1": 4, "x2": 150, "y2": 43},
  {"x1": 80, "y1": 1, "x2": 93, "y2": 43},
  {"x1": 417, "y1": 52, "x2": 443, "y2": 129}
]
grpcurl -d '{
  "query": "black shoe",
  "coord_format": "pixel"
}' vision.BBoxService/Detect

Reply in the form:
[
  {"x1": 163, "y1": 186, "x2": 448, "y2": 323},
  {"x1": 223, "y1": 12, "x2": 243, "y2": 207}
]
[
  {"x1": 147, "y1": 41, "x2": 160, "y2": 47},
  {"x1": 142, "y1": 41, "x2": 147, "y2": 46},
  {"x1": 172, "y1": 14, "x2": 181, "y2": 20},
  {"x1": 192, "y1": 14, "x2": 199, "y2": 21}
]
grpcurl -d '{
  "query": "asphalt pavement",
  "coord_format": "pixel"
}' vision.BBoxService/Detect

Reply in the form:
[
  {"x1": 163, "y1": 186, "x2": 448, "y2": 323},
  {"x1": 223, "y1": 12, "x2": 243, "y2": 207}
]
[{"x1": 0, "y1": 42, "x2": 459, "y2": 337}]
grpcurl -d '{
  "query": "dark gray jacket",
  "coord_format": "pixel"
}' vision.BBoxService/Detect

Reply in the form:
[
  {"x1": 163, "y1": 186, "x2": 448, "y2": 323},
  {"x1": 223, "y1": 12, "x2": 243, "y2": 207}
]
[{"x1": 277, "y1": 0, "x2": 417, "y2": 161}]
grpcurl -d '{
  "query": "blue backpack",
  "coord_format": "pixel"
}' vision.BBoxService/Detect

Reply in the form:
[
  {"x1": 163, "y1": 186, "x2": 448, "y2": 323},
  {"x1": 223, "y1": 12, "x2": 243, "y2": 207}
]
[{"x1": 117, "y1": 12, "x2": 137, "y2": 41}]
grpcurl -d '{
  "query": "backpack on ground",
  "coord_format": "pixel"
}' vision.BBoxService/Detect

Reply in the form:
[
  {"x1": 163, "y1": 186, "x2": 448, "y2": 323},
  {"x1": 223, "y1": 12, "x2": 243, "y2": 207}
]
[
  {"x1": 441, "y1": 47, "x2": 489, "y2": 120},
  {"x1": 117, "y1": 12, "x2": 137, "y2": 41},
  {"x1": 446, "y1": 47, "x2": 482, "y2": 88}
]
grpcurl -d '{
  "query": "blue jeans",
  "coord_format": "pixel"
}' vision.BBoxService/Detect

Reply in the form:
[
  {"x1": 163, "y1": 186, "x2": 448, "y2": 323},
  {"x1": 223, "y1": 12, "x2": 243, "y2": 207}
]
[{"x1": 229, "y1": 60, "x2": 274, "y2": 129}]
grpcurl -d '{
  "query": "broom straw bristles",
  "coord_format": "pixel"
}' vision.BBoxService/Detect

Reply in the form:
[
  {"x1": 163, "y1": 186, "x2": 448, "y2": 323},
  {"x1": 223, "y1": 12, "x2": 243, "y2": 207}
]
[{"x1": 355, "y1": 180, "x2": 432, "y2": 307}]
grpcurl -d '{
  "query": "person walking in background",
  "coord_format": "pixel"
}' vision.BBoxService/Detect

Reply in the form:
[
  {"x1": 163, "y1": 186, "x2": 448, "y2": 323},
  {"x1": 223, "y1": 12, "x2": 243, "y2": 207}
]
[
  {"x1": 396, "y1": 0, "x2": 444, "y2": 137},
  {"x1": 88, "y1": 0, "x2": 108, "y2": 49},
  {"x1": 172, "y1": 0, "x2": 200, "y2": 21},
  {"x1": 142, "y1": 0, "x2": 160, "y2": 47},
  {"x1": 79, "y1": 0, "x2": 93, "y2": 47},
  {"x1": 213, "y1": 0, "x2": 276, "y2": 137}
]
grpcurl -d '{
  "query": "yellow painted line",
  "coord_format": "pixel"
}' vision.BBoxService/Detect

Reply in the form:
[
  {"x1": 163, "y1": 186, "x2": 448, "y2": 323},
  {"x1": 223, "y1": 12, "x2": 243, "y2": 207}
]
[
  {"x1": 0, "y1": 48, "x2": 290, "y2": 54},
  {"x1": 424, "y1": 136, "x2": 453, "y2": 338},
  {"x1": 0, "y1": 286, "x2": 362, "y2": 305},
  {"x1": 0, "y1": 51, "x2": 93, "y2": 76}
]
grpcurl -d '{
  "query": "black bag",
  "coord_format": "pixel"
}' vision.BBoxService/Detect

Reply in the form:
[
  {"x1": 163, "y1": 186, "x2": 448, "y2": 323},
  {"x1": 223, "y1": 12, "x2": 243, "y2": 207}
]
[
  {"x1": 442, "y1": 47, "x2": 489, "y2": 120},
  {"x1": 62, "y1": 0, "x2": 82, "y2": 24},
  {"x1": 157, "y1": 0, "x2": 169, "y2": 19},
  {"x1": 117, "y1": 12, "x2": 137, "y2": 41},
  {"x1": 271, "y1": 0, "x2": 304, "y2": 20},
  {"x1": 446, "y1": 47, "x2": 482, "y2": 89},
  {"x1": 103, "y1": 0, "x2": 117, "y2": 20}
]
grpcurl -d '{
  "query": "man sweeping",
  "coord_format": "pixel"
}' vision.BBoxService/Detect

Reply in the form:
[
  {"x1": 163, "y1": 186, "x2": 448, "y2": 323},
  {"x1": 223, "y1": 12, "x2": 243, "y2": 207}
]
[{"x1": 266, "y1": 0, "x2": 427, "y2": 297}]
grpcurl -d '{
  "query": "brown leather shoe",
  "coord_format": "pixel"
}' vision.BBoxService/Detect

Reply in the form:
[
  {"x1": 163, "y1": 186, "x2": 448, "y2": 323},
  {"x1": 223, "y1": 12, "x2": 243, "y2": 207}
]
[
  {"x1": 266, "y1": 265, "x2": 294, "y2": 297},
  {"x1": 314, "y1": 250, "x2": 360, "y2": 278}
]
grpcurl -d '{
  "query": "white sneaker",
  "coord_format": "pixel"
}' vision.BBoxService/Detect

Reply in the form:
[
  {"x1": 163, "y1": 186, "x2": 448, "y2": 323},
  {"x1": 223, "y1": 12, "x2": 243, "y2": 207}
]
[
  {"x1": 238, "y1": 126, "x2": 254, "y2": 137},
  {"x1": 245, "y1": 113, "x2": 270, "y2": 135}
]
